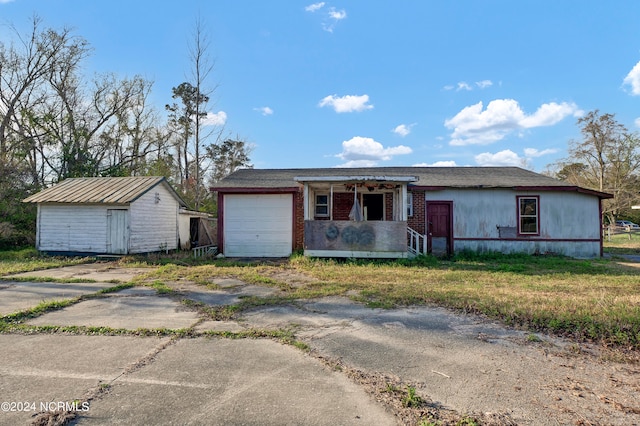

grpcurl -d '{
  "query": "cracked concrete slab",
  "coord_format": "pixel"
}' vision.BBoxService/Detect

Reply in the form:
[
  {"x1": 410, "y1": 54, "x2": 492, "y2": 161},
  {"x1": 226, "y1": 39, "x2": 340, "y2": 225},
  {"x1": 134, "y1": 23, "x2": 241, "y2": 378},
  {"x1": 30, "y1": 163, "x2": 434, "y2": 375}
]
[
  {"x1": 0, "y1": 281, "x2": 118, "y2": 316},
  {"x1": 77, "y1": 338, "x2": 396, "y2": 425},
  {"x1": 27, "y1": 295, "x2": 200, "y2": 330},
  {"x1": 0, "y1": 334, "x2": 165, "y2": 425},
  {"x1": 6, "y1": 264, "x2": 150, "y2": 283},
  {"x1": 193, "y1": 320, "x2": 246, "y2": 333},
  {"x1": 173, "y1": 281, "x2": 281, "y2": 306}
]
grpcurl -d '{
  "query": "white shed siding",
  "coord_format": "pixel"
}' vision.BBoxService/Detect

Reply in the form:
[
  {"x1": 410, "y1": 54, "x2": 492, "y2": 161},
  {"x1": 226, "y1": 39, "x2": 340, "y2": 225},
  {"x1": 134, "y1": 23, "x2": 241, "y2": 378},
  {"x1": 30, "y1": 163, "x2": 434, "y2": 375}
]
[
  {"x1": 425, "y1": 189, "x2": 602, "y2": 258},
  {"x1": 128, "y1": 184, "x2": 179, "y2": 253},
  {"x1": 37, "y1": 204, "x2": 110, "y2": 253}
]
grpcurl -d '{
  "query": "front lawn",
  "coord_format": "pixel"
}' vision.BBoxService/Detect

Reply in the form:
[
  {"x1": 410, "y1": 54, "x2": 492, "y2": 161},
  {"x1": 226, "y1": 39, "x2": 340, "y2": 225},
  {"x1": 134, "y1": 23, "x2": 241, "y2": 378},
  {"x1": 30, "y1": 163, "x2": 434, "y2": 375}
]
[
  {"x1": 2, "y1": 246, "x2": 639, "y2": 354},
  {"x1": 132, "y1": 251, "x2": 640, "y2": 353}
]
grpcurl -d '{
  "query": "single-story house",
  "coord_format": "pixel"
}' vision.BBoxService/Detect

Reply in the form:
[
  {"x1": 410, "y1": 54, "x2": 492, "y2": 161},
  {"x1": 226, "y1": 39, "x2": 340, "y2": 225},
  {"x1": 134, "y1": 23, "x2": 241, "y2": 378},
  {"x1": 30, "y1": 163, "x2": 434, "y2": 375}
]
[
  {"x1": 211, "y1": 167, "x2": 612, "y2": 259},
  {"x1": 23, "y1": 176, "x2": 191, "y2": 255}
]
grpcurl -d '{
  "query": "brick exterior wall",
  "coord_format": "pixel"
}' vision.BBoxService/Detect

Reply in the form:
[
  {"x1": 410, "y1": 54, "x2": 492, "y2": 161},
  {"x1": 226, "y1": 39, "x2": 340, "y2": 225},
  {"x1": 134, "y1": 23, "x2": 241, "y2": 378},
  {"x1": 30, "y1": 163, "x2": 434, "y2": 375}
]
[
  {"x1": 407, "y1": 189, "x2": 425, "y2": 234},
  {"x1": 333, "y1": 193, "x2": 354, "y2": 220},
  {"x1": 385, "y1": 193, "x2": 394, "y2": 221},
  {"x1": 293, "y1": 190, "x2": 304, "y2": 251}
]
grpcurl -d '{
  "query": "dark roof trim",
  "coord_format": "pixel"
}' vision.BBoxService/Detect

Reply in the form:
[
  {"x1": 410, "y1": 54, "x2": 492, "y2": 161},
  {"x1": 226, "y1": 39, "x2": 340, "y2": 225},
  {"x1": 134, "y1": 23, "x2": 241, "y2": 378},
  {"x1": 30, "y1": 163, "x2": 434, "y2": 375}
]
[
  {"x1": 212, "y1": 187, "x2": 300, "y2": 194},
  {"x1": 294, "y1": 175, "x2": 417, "y2": 183},
  {"x1": 514, "y1": 186, "x2": 613, "y2": 199},
  {"x1": 409, "y1": 186, "x2": 448, "y2": 191},
  {"x1": 410, "y1": 184, "x2": 612, "y2": 199}
]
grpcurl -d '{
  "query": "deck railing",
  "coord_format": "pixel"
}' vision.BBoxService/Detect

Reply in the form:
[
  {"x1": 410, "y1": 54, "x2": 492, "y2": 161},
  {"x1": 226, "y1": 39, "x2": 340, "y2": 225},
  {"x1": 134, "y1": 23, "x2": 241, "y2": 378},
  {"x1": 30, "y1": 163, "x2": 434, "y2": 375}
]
[
  {"x1": 407, "y1": 227, "x2": 427, "y2": 256},
  {"x1": 192, "y1": 245, "x2": 218, "y2": 258}
]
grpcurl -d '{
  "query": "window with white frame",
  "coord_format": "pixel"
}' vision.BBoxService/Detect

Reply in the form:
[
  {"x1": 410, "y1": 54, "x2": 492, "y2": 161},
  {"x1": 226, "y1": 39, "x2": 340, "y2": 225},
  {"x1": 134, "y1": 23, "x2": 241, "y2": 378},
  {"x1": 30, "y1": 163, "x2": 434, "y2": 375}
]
[
  {"x1": 406, "y1": 192, "x2": 413, "y2": 217},
  {"x1": 315, "y1": 194, "x2": 329, "y2": 217},
  {"x1": 517, "y1": 196, "x2": 539, "y2": 235}
]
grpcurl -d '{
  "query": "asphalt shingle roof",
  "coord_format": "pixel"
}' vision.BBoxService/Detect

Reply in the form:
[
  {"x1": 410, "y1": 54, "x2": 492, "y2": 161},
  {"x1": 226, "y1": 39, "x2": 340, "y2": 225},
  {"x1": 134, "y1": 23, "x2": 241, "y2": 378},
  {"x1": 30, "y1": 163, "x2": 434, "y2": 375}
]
[{"x1": 212, "y1": 167, "x2": 610, "y2": 197}]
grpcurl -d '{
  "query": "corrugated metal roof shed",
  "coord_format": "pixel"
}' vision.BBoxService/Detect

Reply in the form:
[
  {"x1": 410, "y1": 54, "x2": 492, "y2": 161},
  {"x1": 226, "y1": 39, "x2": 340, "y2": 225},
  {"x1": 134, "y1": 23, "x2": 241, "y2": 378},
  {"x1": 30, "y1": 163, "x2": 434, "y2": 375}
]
[{"x1": 23, "y1": 176, "x2": 188, "y2": 206}]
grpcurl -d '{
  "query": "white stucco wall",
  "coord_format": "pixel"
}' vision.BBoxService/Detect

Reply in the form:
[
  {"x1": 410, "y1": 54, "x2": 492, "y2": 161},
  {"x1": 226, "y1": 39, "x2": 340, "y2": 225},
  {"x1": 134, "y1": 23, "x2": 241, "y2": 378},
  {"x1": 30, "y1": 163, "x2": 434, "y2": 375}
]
[{"x1": 425, "y1": 189, "x2": 602, "y2": 258}]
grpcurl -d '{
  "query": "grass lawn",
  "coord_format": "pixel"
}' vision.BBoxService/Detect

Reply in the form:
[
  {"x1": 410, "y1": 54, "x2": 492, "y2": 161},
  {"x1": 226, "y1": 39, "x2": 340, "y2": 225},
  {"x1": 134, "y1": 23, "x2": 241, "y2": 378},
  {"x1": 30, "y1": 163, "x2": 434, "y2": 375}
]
[
  {"x1": 603, "y1": 230, "x2": 640, "y2": 254},
  {"x1": 0, "y1": 248, "x2": 91, "y2": 276},
  {"x1": 2, "y1": 244, "x2": 640, "y2": 355},
  {"x1": 130, "y1": 248, "x2": 640, "y2": 354}
]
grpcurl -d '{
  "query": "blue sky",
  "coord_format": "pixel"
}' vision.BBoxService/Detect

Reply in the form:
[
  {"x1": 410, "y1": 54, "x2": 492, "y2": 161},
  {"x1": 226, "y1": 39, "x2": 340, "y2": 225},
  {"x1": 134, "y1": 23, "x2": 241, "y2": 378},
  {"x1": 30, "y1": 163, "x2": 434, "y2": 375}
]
[{"x1": 2, "y1": 1, "x2": 640, "y2": 172}]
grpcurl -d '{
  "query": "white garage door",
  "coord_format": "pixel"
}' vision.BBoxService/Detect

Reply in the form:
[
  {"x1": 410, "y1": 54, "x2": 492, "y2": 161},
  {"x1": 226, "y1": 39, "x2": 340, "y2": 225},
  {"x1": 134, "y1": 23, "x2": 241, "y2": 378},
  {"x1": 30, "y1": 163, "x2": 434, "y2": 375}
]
[{"x1": 223, "y1": 194, "x2": 293, "y2": 257}]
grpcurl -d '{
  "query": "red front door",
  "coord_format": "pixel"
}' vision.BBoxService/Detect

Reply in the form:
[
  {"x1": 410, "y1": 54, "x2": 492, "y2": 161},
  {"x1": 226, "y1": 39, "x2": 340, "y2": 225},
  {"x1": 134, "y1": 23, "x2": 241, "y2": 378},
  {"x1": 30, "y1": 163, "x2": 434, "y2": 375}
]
[{"x1": 426, "y1": 201, "x2": 452, "y2": 256}]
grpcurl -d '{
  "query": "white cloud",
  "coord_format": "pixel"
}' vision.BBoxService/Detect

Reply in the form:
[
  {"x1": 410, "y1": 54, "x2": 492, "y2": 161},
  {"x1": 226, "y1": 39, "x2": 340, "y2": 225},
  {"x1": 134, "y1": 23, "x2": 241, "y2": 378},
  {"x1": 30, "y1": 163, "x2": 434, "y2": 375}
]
[
  {"x1": 519, "y1": 102, "x2": 582, "y2": 128},
  {"x1": 202, "y1": 111, "x2": 227, "y2": 126},
  {"x1": 328, "y1": 7, "x2": 347, "y2": 20},
  {"x1": 524, "y1": 147, "x2": 558, "y2": 158},
  {"x1": 306, "y1": 2, "x2": 346, "y2": 32},
  {"x1": 319, "y1": 94, "x2": 373, "y2": 113},
  {"x1": 322, "y1": 7, "x2": 347, "y2": 32},
  {"x1": 335, "y1": 136, "x2": 412, "y2": 166},
  {"x1": 413, "y1": 161, "x2": 458, "y2": 167},
  {"x1": 305, "y1": 2, "x2": 325, "y2": 12},
  {"x1": 254, "y1": 106, "x2": 273, "y2": 116},
  {"x1": 475, "y1": 149, "x2": 524, "y2": 167},
  {"x1": 635, "y1": 117, "x2": 640, "y2": 128},
  {"x1": 444, "y1": 80, "x2": 493, "y2": 91},
  {"x1": 392, "y1": 123, "x2": 415, "y2": 137},
  {"x1": 445, "y1": 99, "x2": 580, "y2": 146},
  {"x1": 335, "y1": 160, "x2": 378, "y2": 168},
  {"x1": 624, "y1": 60, "x2": 640, "y2": 95},
  {"x1": 476, "y1": 80, "x2": 493, "y2": 89}
]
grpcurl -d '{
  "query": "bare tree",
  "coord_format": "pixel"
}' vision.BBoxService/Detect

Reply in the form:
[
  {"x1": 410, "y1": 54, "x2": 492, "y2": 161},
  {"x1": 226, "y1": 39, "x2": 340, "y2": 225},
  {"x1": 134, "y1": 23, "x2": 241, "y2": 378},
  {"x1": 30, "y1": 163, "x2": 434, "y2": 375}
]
[
  {"x1": 0, "y1": 16, "x2": 89, "y2": 182},
  {"x1": 165, "y1": 16, "x2": 223, "y2": 211},
  {"x1": 550, "y1": 110, "x2": 640, "y2": 224}
]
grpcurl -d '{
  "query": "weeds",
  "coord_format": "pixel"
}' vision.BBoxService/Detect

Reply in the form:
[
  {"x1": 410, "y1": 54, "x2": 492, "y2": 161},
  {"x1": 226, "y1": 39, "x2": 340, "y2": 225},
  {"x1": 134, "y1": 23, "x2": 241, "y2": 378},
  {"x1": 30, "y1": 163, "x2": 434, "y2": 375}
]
[
  {"x1": 148, "y1": 280, "x2": 175, "y2": 295},
  {"x1": 402, "y1": 385, "x2": 423, "y2": 408},
  {"x1": 181, "y1": 299, "x2": 239, "y2": 320},
  {"x1": 1, "y1": 299, "x2": 79, "y2": 323}
]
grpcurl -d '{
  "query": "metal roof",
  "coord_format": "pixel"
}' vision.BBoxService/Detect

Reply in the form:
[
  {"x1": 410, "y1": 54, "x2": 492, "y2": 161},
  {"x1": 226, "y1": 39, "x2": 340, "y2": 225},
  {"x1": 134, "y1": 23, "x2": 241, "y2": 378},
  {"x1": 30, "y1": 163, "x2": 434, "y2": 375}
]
[
  {"x1": 211, "y1": 167, "x2": 612, "y2": 198},
  {"x1": 23, "y1": 176, "x2": 188, "y2": 206}
]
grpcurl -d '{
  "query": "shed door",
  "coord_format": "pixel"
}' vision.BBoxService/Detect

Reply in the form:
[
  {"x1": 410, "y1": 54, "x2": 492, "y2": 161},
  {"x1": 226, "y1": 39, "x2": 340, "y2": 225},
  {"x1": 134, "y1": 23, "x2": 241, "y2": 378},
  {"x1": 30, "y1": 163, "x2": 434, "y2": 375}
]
[
  {"x1": 107, "y1": 209, "x2": 129, "y2": 254},
  {"x1": 223, "y1": 194, "x2": 293, "y2": 257}
]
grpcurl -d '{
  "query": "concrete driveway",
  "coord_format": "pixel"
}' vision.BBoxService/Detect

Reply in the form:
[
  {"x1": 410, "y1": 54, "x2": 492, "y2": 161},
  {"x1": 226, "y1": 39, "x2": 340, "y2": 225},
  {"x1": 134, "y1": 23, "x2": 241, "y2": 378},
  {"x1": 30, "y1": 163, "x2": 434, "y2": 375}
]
[
  {"x1": 0, "y1": 264, "x2": 394, "y2": 426},
  {"x1": 1, "y1": 263, "x2": 639, "y2": 425}
]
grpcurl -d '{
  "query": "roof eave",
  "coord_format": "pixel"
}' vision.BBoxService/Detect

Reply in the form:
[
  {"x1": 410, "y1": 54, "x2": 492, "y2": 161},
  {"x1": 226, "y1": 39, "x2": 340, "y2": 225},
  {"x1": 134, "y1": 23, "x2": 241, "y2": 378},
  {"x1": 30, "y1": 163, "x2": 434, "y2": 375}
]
[
  {"x1": 210, "y1": 186, "x2": 300, "y2": 193},
  {"x1": 514, "y1": 185, "x2": 614, "y2": 199},
  {"x1": 294, "y1": 175, "x2": 417, "y2": 183}
]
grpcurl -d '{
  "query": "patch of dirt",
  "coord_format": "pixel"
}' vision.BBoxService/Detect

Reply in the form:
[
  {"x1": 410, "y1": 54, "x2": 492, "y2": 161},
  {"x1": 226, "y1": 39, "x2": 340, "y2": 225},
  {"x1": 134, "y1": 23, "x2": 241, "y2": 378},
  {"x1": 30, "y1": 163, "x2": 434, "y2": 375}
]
[
  {"x1": 261, "y1": 269, "x2": 322, "y2": 288},
  {"x1": 315, "y1": 354, "x2": 518, "y2": 425}
]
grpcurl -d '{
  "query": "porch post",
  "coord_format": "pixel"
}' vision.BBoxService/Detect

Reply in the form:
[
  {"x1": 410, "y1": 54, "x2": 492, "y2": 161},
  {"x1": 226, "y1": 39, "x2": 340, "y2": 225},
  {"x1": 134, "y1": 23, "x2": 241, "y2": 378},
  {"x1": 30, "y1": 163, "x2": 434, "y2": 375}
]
[
  {"x1": 303, "y1": 183, "x2": 310, "y2": 220},
  {"x1": 330, "y1": 184, "x2": 334, "y2": 220},
  {"x1": 401, "y1": 184, "x2": 408, "y2": 221}
]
